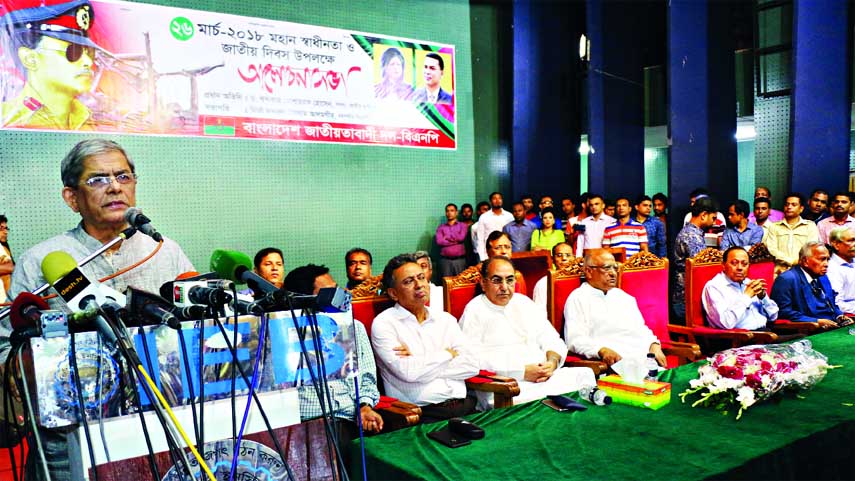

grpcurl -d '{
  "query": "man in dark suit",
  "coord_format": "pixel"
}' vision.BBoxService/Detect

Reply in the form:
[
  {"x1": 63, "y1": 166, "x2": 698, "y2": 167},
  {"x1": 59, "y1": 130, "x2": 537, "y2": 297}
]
[
  {"x1": 412, "y1": 53, "x2": 453, "y2": 104},
  {"x1": 770, "y1": 241, "x2": 854, "y2": 329}
]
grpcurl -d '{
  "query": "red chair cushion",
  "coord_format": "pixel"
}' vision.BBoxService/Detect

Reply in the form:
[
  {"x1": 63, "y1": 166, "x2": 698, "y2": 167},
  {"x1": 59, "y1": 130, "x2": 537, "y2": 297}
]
[
  {"x1": 351, "y1": 296, "x2": 395, "y2": 337},
  {"x1": 686, "y1": 263, "x2": 722, "y2": 328},
  {"x1": 620, "y1": 267, "x2": 670, "y2": 342},
  {"x1": 447, "y1": 284, "x2": 478, "y2": 320},
  {"x1": 550, "y1": 277, "x2": 582, "y2": 336}
]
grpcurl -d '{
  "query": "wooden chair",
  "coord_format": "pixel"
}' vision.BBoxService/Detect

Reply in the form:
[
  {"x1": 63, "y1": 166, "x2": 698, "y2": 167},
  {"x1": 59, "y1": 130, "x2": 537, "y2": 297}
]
[
  {"x1": 443, "y1": 265, "x2": 482, "y2": 320},
  {"x1": 545, "y1": 258, "x2": 608, "y2": 375},
  {"x1": 748, "y1": 243, "x2": 821, "y2": 334},
  {"x1": 511, "y1": 250, "x2": 551, "y2": 298},
  {"x1": 677, "y1": 247, "x2": 777, "y2": 354},
  {"x1": 617, "y1": 252, "x2": 701, "y2": 367}
]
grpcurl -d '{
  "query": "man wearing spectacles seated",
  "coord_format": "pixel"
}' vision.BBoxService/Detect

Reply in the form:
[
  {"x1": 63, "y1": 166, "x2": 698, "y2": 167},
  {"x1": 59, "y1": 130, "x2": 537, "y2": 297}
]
[
  {"x1": 563, "y1": 249, "x2": 666, "y2": 368},
  {"x1": 2, "y1": 139, "x2": 194, "y2": 480},
  {"x1": 371, "y1": 254, "x2": 479, "y2": 423},
  {"x1": 459, "y1": 257, "x2": 595, "y2": 409},
  {"x1": 1, "y1": 0, "x2": 101, "y2": 130},
  {"x1": 770, "y1": 241, "x2": 855, "y2": 329}
]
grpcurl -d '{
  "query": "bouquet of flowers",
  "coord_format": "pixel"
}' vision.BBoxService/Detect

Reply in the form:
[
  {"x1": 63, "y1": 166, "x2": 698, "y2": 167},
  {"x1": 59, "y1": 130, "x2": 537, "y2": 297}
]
[{"x1": 679, "y1": 340, "x2": 834, "y2": 419}]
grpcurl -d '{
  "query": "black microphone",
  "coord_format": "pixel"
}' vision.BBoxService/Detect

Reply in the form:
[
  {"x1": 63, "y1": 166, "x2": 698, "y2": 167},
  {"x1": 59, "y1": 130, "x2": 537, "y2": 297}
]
[
  {"x1": 124, "y1": 207, "x2": 163, "y2": 242},
  {"x1": 9, "y1": 292, "x2": 50, "y2": 344},
  {"x1": 187, "y1": 285, "x2": 232, "y2": 307},
  {"x1": 126, "y1": 287, "x2": 184, "y2": 329},
  {"x1": 247, "y1": 287, "x2": 351, "y2": 314}
]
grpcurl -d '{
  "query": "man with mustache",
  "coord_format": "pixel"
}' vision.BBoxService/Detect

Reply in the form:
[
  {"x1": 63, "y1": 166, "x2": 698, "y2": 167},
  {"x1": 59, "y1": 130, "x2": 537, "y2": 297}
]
[{"x1": 2, "y1": 138, "x2": 193, "y2": 480}]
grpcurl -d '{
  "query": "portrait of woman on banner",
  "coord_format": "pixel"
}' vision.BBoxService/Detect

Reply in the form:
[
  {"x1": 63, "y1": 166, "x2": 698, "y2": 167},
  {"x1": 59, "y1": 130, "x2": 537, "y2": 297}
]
[{"x1": 373, "y1": 46, "x2": 414, "y2": 101}]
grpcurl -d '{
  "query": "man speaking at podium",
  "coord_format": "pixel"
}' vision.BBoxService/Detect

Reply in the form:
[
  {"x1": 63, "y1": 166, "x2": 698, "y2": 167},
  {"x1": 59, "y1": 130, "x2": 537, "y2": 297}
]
[{"x1": 1, "y1": 138, "x2": 193, "y2": 480}]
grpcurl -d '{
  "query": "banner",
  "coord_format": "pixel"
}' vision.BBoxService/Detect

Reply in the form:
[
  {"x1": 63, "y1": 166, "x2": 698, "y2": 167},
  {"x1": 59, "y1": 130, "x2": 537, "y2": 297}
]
[{"x1": 0, "y1": 0, "x2": 457, "y2": 149}]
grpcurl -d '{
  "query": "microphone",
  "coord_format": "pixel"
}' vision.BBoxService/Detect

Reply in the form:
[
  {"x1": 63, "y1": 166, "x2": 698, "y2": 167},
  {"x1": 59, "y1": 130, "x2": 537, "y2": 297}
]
[
  {"x1": 41, "y1": 251, "x2": 128, "y2": 348},
  {"x1": 9, "y1": 292, "x2": 50, "y2": 343},
  {"x1": 124, "y1": 207, "x2": 163, "y2": 242},
  {"x1": 210, "y1": 249, "x2": 277, "y2": 295},
  {"x1": 160, "y1": 272, "x2": 236, "y2": 307},
  {"x1": 247, "y1": 286, "x2": 351, "y2": 315},
  {"x1": 126, "y1": 287, "x2": 186, "y2": 329}
]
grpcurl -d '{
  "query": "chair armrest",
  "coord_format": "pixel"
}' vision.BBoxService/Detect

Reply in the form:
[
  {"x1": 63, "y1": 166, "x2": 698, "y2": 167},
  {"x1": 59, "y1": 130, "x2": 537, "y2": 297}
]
[
  {"x1": 661, "y1": 341, "x2": 703, "y2": 364},
  {"x1": 667, "y1": 324, "x2": 697, "y2": 344},
  {"x1": 376, "y1": 403, "x2": 421, "y2": 432},
  {"x1": 466, "y1": 375, "x2": 521, "y2": 409},
  {"x1": 564, "y1": 356, "x2": 608, "y2": 376},
  {"x1": 689, "y1": 326, "x2": 755, "y2": 344},
  {"x1": 749, "y1": 331, "x2": 778, "y2": 343},
  {"x1": 772, "y1": 319, "x2": 821, "y2": 333}
]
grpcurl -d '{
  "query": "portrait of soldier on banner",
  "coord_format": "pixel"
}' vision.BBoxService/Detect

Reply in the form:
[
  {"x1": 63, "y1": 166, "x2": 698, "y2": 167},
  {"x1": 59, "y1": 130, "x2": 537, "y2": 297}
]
[{"x1": 0, "y1": 0, "x2": 102, "y2": 130}]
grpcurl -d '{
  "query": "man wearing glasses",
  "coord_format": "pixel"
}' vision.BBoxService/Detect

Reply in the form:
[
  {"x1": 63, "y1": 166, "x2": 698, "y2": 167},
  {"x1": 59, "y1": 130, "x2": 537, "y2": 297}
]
[
  {"x1": 1, "y1": 0, "x2": 100, "y2": 130},
  {"x1": 2, "y1": 138, "x2": 193, "y2": 480},
  {"x1": 459, "y1": 256, "x2": 594, "y2": 408},
  {"x1": 563, "y1": 249, "x2": 666, "y2": 368},
  {"x1": 371, "y1": 254, "x2": 478, "y2": 423}
]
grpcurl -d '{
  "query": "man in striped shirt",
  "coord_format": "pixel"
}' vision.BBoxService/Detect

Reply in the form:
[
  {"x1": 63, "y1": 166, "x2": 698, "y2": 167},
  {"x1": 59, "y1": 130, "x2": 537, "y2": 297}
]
[{"x1": 602, "y1": 197, "x2": 648, "y2": 257}]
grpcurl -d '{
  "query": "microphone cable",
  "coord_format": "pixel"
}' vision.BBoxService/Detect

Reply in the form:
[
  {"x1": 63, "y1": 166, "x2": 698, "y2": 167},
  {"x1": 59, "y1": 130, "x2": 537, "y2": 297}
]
[
  {"x1": 228, "y1": 312, "x2": 267, "y2": 481},
  {"x1": 176, "y1": 328, "x2": 201, "y2": 447},
  {"x1": 3, "y1": 345, "x2": 26, "y2": 481},
  {"x1": 347, "y1": 316, "x2": 369, "y2": 481},
  {"x1": 68, "y1": 333, "x2": 100, "y2": 481},
  {"x1": 125, "y1": 351, "x2": 166, "y2": 481},
  {"x1": 16, "y1": 347, "x2": 51, "y2": 481},
  {"x1": 197, "y1": 318, "x2": 206, "y2": 456},
  {"x1": 208, "y1": 316, "x2": 296, "y2": 481},
  {"x1": 287, "y1": 305, "x2": 348, "y2": 481},
  {"x1": 93, "y1": 336, "x2": 111, "y2": 465}
]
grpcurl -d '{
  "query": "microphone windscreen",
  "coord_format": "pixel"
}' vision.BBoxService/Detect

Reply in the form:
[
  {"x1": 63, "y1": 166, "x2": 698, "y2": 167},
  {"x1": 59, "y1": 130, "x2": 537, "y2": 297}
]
[
  {"x1": 9, "y1": 292, "x2": 50, "y2": 331},
  {"x1": 41, "y1": 251, "x2": 78, "y2": 285},
  {"x1": 176, "y1": 271, "x2": 201, "y2": 280},
  {"x1": 210, "y1": 249, "x2": 253, "y2": 283}
]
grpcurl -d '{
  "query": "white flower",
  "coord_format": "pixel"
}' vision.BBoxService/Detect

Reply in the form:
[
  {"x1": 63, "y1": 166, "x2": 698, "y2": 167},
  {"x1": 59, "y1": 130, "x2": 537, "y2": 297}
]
[{"x1": 736, "y1": 386, "x2": 756, "y2": 408}]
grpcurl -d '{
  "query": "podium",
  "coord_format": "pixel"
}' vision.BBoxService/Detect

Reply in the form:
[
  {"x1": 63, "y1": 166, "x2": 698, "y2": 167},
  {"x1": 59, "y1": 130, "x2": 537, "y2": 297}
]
[{"x1": 22, "y1": 309, "x2": 360, "y2": 480}]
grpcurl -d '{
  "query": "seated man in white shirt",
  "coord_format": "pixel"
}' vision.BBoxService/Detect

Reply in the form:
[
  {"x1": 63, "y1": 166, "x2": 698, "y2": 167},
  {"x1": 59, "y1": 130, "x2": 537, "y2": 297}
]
[
  {"x1": 532, "y1": 242, "x2": 575, "y2": 306},
  {"x1": 460, "y1": 257, "x2": 595, "y2": 408},
  {"x1": 702, "y1": 246, "x2": 779, "y2": 330},
  {"x1": 563, "y1": 249, "x2": 666, "y2": 367},
  {"x1": 370, "y1": 253, "x2": 479, "y2": 423},
  {"x1": 827, "y1": 226, "x2": 855, "y2": 315},
  {"x1": 414, "y1": 250, "x2": 444, "y2": 310}
]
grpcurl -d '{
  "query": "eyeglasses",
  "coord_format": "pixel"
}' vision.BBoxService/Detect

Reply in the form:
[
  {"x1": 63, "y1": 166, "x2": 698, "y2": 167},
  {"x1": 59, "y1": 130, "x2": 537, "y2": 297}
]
[
  {"x1": 39, "y1": 44, "x2": 96, "y2": 63},
  {"x1": 81, "y1": 173, "x2": 137, "y2": 189},
  {"x1": 554, "y1": 253, "x2": 574, "y2": 259},
  {"x1": 589, "y1": 264, "x2": 619, "y2": 272}
]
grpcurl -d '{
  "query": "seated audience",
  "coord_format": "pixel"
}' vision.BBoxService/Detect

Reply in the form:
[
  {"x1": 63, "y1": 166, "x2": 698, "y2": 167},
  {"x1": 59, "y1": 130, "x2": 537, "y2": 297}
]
[
  {"x1": 634, "y1": 195, "x2": 666, "y2": 258},
  {"x1": 770, "y1": 241, "x2": 853, "y2": 328},
  {"x1": 474, "y1": 192, "x2": 514, "y2": 261},
  {"x1": 502, "y1": 201, "x2": 536, "y2": 252},
  {"x1": 415, "y1": 250, "x2": 444, "y2": 310},
  {"x1": 763, "y1": 193, "x2": 819, "y2": 275},
  {"x1": 345, "y1": 247, "x2": 373, "y2": 290},
  {"x1": 435, "y1": 203, "x2": 469, "y2": 278},
  {"x1": 485, "y1": 231, "x2": 525, "y2": 293},
  {"x1": 282, "y1": 264, "x2": 383, "y2": 442},
  {"x1": 673, "y1": 197, "x2": 718, "y2": 318},
  {"x1": 459, "y1": 257, "x2": 594, "y2": 408},
  {"x1": 803, "y1": 189, "x2": 830, "y2": 223},
  {"x1": 702, "y1": 247, "x2": 778, "y2": 330},
  {"x1": 826, "y1": 227, "x2": 855, "y2": 315},
  {"x1": 753, "y1": 196, "x2": 774, "y2": 231},
  {"x1": 575, "y1": 193, "x2": 615, "y2": 256},
  {"x1": 532, "y1": 242, "x2": 575, "y2": 307},
  {"x1": 720, "y1": 199, "x2": 764, "y2": 250},
  {"x1": 370, "y1": 254, "x2": 479, "y2": 423},
  {"x1": 530, "y1": 207, "x2": 565, "y2": 252},
  {"x1": 748, "y1": 186, "x2": 784, "y2": 224},
  {"x1": 817, "y1": 192, "x2": 855, "y2": 244},
  {"x1": 602, "y1": 197, "x2": 648, "y2": 257},
  {"x1": 563, "y1": 249, "x2": 666, "y2": 367},
  {"x1": 254, "y1": 247, "x2": 285, "y2": 289}
]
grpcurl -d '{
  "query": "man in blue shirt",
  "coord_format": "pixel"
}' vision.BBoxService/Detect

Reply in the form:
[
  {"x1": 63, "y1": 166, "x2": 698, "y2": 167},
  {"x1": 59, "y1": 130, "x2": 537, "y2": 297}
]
[
  {"x1": 633, "y1": 194, "x2": 666, "y2": 258},
  {"x1": 503, "y1": 202, "x2": 536, "y2": 252},
  {"x1": 720, "y1": 199, "x2": 764, "y2": 250}
]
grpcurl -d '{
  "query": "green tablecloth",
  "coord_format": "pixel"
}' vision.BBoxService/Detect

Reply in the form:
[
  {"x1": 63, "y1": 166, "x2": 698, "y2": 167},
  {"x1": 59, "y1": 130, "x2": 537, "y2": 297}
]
[{"x1": 352, "y1": 330, "x2": 855, "y2": 481}]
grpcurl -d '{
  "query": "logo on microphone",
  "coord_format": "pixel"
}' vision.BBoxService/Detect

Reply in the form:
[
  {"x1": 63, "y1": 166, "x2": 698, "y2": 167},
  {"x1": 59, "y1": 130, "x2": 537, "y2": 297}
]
[{"x1": 53, "y1": 268, "x2": 90, "y2": 302}]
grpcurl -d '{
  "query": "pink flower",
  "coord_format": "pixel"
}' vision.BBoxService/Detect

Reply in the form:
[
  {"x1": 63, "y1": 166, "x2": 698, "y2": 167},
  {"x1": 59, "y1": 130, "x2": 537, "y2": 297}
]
[{"x1": 717, "y1": 365, "x2": 745, "y2": 380}]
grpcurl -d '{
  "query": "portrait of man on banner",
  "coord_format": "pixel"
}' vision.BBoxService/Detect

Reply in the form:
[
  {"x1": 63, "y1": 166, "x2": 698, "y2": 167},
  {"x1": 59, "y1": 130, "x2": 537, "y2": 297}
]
[
  {"x1": 412, "y1": 50, "x2": 454, "y2": 105},
  {"x1": 0, "y1": 0, "x2": 103, "y2": 130}
]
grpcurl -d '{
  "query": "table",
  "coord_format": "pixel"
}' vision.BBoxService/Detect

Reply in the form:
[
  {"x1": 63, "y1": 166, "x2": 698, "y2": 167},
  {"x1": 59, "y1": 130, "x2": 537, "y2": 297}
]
[{"x1": 352, "y1": 330, "x2": 855, "y2": 480}]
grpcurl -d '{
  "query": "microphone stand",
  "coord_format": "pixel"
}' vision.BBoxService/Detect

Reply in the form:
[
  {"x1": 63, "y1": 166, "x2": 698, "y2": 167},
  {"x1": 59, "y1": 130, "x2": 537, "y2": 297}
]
[{"x1": 0, "y1": 227, "x2": 137, "y2": 321}]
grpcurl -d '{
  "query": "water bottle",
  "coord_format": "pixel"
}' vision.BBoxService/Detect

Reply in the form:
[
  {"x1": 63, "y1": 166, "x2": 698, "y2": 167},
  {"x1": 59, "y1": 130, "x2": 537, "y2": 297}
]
[
  {"x1": 578, "y1": 385, "x2": 612, "y2": 406},
  {"x1": 790, "y1": 339, "x2": 812, "y2": 353},
  {"x1": 645, "y1": 353, "x2": 659, "y2": 381}
]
